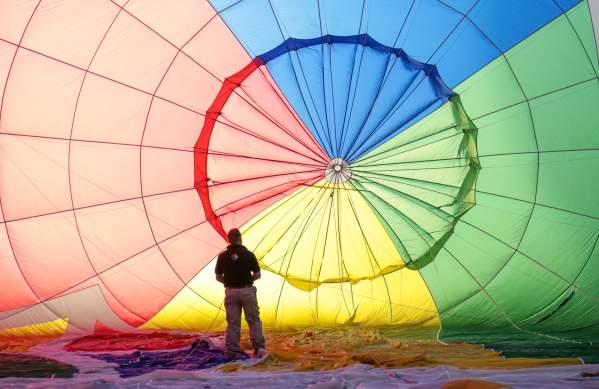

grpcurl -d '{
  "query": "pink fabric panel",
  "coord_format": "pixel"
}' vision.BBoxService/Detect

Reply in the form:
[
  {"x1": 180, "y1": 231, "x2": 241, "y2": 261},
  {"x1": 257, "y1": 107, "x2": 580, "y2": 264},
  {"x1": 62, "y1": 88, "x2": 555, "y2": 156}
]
[
  {"x1": 88, "y1": 12, "x2": 177, "y2": 93},
  {"x1": 73, "y1": 73, "x2": 152, "y2": 144},
  {"x1": 100, "y1": 246, "x2": 185, "y2": 322},
  {"x1": 240, "y1": 68, "x2": 326, "y2": 161},
  {"x1": 0, "y1": 136, "x2": 71, "y2": 221},
  {"x1": 217, "y1": 176, "x2": 322, "y2": 233},
  {"x1": 141, "y1": 148, "x2": 193, "y2": 196},
  {"x1": 201, "y1": 61, "x2": 328, "y2": 233},
  {"x1": 0, "y1": 0, "x2": 315, "y2": 329},
  {"x1": 209, "y1": 169, "x2": 322, "y2": 216},
  {"x1": 98, "y1": 282, "x2": 148, "y2": 327},
  {"x1": 217, "y1": 93, "x2": 325, "y2": 165},
  {"x1": 125, "y1": 0, "x2": 216, "y2": 48},
  {"x1": 0, "y1": 0, "x2": 38, "y2": 43},
  {"x1": 142, "y1": 99, "x2": 202, "y2": 151},
  {"x1": 185, "y1": 15, "x2": 251, "y2": 77},
  {"x1": 70, "y1": 142, "x2": 140, "y2": 209},
  {"x1": 0, "y1": 43, "x2": 17, "y2": 128},
  {"x1": 1, "y1": 50, "x2": 84, "y2": 138},
  {"x1": 156, "y1": 53, "x2": 222, "y2": 113},
  {"x1": 143, "y1": 189, "x2": 206, "y2": 242},
  {"x1": 21, "y1": 0, "x2": 118, "y2": 68},
  {"x1": 8, "y1": 212, "x2": 94, "y2": 300},
  {"x1": 0, "y1": 224, "x2": 38, "y2": 311},
  {"x1": 158, "y1": 223, "x2": 224, "y2": 283},
  {"x1": 73, "y1": 199, "x2": 155, "y2": 274}
]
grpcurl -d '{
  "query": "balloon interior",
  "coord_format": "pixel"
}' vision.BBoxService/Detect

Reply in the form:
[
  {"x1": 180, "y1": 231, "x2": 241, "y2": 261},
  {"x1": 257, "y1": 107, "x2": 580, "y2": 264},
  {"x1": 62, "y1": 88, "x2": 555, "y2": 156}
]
[{"x1": 0, "y1": 0, "x2": 598, "y2": 387}]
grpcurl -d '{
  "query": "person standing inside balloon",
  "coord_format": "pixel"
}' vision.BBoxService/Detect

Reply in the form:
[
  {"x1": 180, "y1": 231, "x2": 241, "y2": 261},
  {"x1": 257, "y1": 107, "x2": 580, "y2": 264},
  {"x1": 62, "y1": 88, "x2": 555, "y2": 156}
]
[{"x1": 215, "y1": 228, "x2": 267, "y2": 359}]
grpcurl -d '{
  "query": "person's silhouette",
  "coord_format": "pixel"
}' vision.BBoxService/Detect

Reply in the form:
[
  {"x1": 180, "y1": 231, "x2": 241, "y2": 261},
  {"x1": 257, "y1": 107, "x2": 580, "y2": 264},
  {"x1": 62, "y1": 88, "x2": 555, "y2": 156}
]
[{"x1": 215, "y1": 228, "x2": 266, "y2": 358}]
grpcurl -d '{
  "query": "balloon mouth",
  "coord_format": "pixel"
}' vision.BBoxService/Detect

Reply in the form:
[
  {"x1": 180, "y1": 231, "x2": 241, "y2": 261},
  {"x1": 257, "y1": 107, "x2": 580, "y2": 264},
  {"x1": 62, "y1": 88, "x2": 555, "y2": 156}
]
[{"x1": 325, "y1": 158, "x2": 352, "y2": 184}]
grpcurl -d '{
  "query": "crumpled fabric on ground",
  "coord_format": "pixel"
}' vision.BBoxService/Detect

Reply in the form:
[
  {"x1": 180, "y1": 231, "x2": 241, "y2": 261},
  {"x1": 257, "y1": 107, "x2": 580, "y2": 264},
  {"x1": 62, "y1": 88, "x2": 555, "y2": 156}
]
[
  {"x1": 0, "y1": 334, "x2": 63, "y2": 352},
  {"x1": 0, "y1": 353, "x2": 78, "y2": 378},
  {"x1": 87, "y1": 338, "x2": 247, "y2": 378},
  {"x1": 3, "y1": 362, "x2": 599, "y2": 388},
  {"x1": 65, "y1": 331, "x2": 199, "y2": 352},
  {"x1": 221, "y1": 327, "x2": 581, "y2": 372}
]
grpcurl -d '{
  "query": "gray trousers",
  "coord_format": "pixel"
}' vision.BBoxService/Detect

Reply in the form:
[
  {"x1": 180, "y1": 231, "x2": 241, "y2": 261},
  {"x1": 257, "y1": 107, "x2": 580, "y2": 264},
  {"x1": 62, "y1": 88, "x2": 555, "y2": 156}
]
[{"x1": 224, "y1": 286, "x2": 265, "y2": 354}]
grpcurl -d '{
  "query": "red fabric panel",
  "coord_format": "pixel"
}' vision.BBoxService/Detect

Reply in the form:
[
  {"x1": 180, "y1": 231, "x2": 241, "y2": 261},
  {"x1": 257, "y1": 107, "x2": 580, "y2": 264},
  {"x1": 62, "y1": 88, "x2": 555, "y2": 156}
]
[{"x1": 195, "y1": 59, "x2": 327, "y2": 239}]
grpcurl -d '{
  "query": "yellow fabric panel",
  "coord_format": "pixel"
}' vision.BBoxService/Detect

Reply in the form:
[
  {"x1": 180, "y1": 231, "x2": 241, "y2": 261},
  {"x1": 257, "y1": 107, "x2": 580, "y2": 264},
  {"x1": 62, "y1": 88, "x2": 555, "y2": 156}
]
[
  {"x1": 145, "y1": 251, "x2": 439, "y2": 328},
  {"x1": 240, "y1": 180, "x2": 406, "y2": 286},
  {"x1": 0, "y1": 317, "x2": 68, "y2": 337}
]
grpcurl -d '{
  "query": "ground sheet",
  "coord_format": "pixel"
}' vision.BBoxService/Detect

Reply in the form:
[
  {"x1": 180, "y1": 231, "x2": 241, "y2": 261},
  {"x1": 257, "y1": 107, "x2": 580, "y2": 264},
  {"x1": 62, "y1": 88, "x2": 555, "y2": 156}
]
[{"x1": 0, "y1": 328, "x2": 598, "y2": 388}]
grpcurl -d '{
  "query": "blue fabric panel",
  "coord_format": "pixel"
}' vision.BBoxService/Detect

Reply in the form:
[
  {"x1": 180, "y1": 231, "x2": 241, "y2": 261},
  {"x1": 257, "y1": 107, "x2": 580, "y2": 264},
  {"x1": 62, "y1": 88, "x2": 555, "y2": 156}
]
[
  {"x1": 292, "y1": 46, "x2": 331, "y2": 152},
  {"x1": 469, "y1": 0, "x2": 566, "y2": 52},
  {"x1": 359, "y1": 0, "x2": 413, "y2": 47},
  {"x1": 269, "y1": 0, "x2": 321, "y2": 38},
  {"x1": 207, "y1": 0, "x2": 238, "y2": 11},
  {"x1": 260, "y1": 36, "x2": 455, "y2": 160},
  {"x1": 338, "y1": 47, "x2": 394, "y2": 159},
  {"x1": 346, "y1": 74, "x2": 447, "y2": 162},
  {"x1": 396, "y1": 0, "x2": 463, "y2": 62},
  {"x1": 553, "y1": 0, "x2": 584, "y2": 9},
  {"x1": 211, "y1": 0, "x2": 583, "y2": 84},
  {"x1": 210, "y1": 0, "x2": 283, "y2": 56},
  {"x1": 439, "y1": 0, "x2": 479, "y2": 14},
  {"x1": 329, "y1": 44, "x2": 362, "y2": 157},
  {"x1": 318, "y1": 0, "x2": 366, "y2": 36},
  {"x1": 432, "y1": 19, "x2": 501, "y2": 88},
  {"x1": 266, "y1": 53, "x2": 331, "y2": 156}
]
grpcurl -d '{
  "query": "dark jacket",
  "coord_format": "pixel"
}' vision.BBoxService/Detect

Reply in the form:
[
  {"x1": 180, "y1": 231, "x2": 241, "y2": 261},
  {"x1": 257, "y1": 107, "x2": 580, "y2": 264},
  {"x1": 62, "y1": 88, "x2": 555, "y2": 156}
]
[{"x1": 215, "y1": 244, "x2": 260, "y2": 287}]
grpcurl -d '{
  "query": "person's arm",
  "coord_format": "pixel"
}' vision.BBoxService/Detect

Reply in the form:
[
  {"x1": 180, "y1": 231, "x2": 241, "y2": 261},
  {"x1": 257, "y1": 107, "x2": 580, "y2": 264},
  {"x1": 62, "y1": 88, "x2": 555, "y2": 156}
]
[
  {"x1": 250, "y1": 252, "x2": 261, "y2": 281},
  {"x1": 215, "y1": 255, "x2": 225, "y2": 284}
]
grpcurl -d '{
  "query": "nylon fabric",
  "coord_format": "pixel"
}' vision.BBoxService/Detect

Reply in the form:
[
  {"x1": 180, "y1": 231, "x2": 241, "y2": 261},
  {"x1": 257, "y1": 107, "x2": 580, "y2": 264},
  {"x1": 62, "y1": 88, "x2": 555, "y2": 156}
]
[{"x1": 0, "y1": 0, "x2": 597, "y2": 348}]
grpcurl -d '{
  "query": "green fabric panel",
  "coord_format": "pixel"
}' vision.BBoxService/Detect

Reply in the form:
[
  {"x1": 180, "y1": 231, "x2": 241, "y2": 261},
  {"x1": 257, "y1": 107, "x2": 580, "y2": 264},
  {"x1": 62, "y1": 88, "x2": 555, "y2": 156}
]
[
  {"x1": 460, "y1": 192, "x2": 533, "y2": 248},
  {"x1": 475, "y1": 154, "x2": 538, "y2": 201},
  {"x1": 454, "y1": 57, "x2": 525, "y2": 120},
  {"x1": 539, "y1": 293, "x2": 599, "y2": 331},
  {"x1": 414, "y1": 4, "x2": 599, "y2": 336},
  {"x1": 544, "y1": 236, "x2": 599, "y2": 330},
  {"x1": 445, "y1": 221, "x2": 514, "y2": 287},
  {"x1": 505, "y1": 12, "x2": 596, "y2": 98},
  {"x1": 519, "y1": 206, "x2": 599, "y2": 283},
  {"x1": 543, "y1": 235, "x2": 599, "y2": 329},
  {"x1": 532, "y1": 79, "x2": 599, "y2": 151},
  {"x1": 473, "y1": 103, "x2": 537, "y2": 156},
  {"x1": 356, "y1": 179, "x2": 448, "y2": 261},
  {"x1": 519, "y1": 287, "x2": 575, "y2": 327},
  {"x1": 485, "y1": 252, "x2": 570, "y2": 323},
  {"x1": 439, "y1": 280, "x2": 509, "y2": 328},
  {"x1": 418, "y1": 249, "x2": 482, "y2": 315},
  {"x1": 567, "y1": 1, "x2": 599, "y2": 75},
  {"x1": 356, "y1": 102, "x2": 458, "y2": 161},
  {"x1": 536, "y1": 150, "x2": 599, "y2": 217},
  {"x1": 354, "y1": 171, "x2": 460, "y2": 210},
  {"x1": 572, "y1": 235, "x2": 599, "y2": 299},
  {"x1": 354, "y1": 98, "x2": 479, "y2": 269}
]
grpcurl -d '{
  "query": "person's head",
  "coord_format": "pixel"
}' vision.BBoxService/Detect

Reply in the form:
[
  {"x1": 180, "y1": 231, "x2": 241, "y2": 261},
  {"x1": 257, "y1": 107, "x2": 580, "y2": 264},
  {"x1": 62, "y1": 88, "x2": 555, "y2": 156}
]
[{"x1": 227, "y1": 228, "x2": 242, "y2": 245}]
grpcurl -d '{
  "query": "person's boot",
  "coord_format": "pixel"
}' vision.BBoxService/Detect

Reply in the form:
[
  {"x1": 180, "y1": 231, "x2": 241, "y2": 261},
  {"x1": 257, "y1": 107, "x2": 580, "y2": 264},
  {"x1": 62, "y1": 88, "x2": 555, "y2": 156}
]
[{"x1": 226, "y1": 350, "x2": 247, "y2": 360}]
